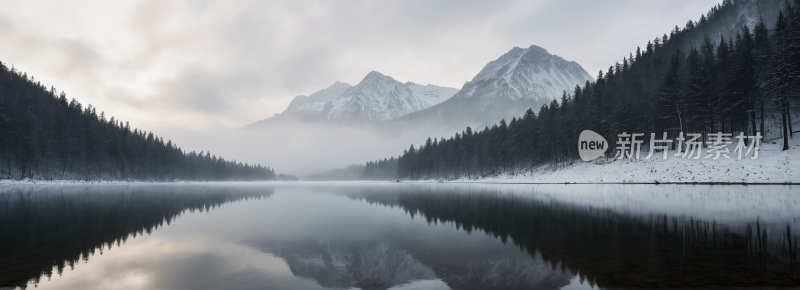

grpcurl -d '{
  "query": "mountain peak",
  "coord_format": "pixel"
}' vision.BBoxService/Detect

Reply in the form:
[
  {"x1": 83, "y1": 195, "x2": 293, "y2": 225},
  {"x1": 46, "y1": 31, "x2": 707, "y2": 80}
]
[
  {"x1": 508, "y1": 46, "x2": 525, "y2": 53},
  {"x1": 326, "y1": 80, "x2": 351, "y2": 90},
  {"x1": 393, "y1": 44, "x2": 593, "y2": 129},
  {"x1": 364, "y1": 70, "x2": 390, "y2": 80},
  {"x1": 472, "y1": 44, "x2": 593, "y2": 84},
  {"x1": 525, "y1": 44, "x2": 548, "y2": 54}
]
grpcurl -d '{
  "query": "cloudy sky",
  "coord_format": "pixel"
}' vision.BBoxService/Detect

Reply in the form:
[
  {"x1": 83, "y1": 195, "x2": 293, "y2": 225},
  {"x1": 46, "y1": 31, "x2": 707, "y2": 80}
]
[{"x1": 0, "y1": 0, "x2": 721, "y2": 134}]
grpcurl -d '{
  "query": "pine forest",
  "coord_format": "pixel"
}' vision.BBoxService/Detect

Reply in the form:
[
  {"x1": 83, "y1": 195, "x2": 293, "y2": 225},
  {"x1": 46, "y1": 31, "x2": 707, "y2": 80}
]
[
  {"x1": 349, "y1": 1, "x2": 800, "y2": 181},
  {"x1": 0, "y1": 63, "x2": 277, "y2": 181}
]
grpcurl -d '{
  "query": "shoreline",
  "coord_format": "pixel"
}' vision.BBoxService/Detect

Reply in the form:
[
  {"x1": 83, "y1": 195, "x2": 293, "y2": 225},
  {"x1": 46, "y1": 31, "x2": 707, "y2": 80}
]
[
  {"x1": 0, "y1": 180, "x2": 288, "y2": 185},
  {"x1": 397, "y1": 180, "x2": 798, "y2": 185},
  {"x1": 2, "y1": 138, "x2": 798, "y2": 186},
  {"x1": 0, "y1": 179, "x2": 796, "y2": 186}
]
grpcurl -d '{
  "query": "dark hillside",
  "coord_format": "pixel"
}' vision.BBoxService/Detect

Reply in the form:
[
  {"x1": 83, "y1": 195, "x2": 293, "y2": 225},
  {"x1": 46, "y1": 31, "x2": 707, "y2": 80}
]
[{"x1": 0, "y1": 63, "x2": 276, "y2": 181}]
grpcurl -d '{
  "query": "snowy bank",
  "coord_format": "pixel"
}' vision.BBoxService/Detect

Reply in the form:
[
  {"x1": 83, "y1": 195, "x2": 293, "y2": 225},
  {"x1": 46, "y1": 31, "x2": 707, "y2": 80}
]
[
  {"x1": 0, "y1": 179, "x2": 154, "y2": 185},
  {"x1": 455, "y1": 137, "x2": 800, "y2": 184},
  {"x1": 0, "y1": 179, "x2": 291, "y2": 186}
]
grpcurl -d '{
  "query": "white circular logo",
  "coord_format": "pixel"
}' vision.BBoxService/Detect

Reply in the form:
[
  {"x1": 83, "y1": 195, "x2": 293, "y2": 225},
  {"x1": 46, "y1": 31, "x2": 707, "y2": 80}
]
[{"x1": 578, "y1": 130, "x2": 608, "y2": 161}]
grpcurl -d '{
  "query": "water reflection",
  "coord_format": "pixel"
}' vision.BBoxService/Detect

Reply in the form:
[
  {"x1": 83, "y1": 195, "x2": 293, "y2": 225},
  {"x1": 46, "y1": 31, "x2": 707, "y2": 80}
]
[
  {"x1": 255, "y1": 239, "x2": 571, "y2": 290},
  {"x1": 339, "y1": 184, "x2": 800, "y2": 288},
  {"x1": 0, "y1": 184, "x2": 273, "y2": 289},
  {"x1": 263, "y1": 241, "x2": 437, "y2": 289},
  {"x1": 0, "y1": 183, "x2": 798, "y2": 289}
]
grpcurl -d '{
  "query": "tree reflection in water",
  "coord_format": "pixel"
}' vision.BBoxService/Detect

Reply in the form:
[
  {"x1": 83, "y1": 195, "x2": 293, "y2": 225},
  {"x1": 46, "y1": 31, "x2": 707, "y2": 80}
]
[
  {"x1": 0, "y1": 184, "x2": 274, "y2": 289},
  {"x1": 339, "y1": 184, "x2": 800, "y2": 288},
  {"x1": 1, "y1": 183, "x2": 798, "y2": 289}
]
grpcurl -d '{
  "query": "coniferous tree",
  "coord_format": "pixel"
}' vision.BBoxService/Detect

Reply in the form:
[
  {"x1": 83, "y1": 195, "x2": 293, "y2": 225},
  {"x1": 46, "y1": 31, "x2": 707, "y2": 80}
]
[
  {"x1": 0, "y1": 63, "x2": 277, "y2": 181},
  {"x1": 770, "y1": 10, "x2": 795, "y2": 149}
]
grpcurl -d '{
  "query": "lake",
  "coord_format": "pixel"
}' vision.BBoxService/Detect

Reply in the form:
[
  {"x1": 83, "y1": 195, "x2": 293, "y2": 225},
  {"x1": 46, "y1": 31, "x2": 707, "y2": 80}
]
[{"x1": 1, "y1": 183, "x2": 798, "y2": 289}]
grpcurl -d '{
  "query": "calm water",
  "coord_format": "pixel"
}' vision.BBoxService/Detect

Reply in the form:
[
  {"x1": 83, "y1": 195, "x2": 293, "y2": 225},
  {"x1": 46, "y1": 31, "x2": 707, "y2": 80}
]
[{"x1": 1, "y1": 183, "x2": 799, "y2": 289}]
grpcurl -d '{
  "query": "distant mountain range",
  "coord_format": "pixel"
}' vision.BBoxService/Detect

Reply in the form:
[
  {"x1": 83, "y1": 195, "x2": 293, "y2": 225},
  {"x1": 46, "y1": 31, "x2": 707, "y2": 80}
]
[
  {"x1": 246, "y1": 71, "x2": 458, "y2": 126},
  {"x1": 245, "y1": 45, "x2": 593, "y2": 129}
]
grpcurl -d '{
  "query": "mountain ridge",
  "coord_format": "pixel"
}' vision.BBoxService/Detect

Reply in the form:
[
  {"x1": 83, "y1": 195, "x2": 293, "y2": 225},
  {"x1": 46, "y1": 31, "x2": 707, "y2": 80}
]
[
  {"x1": 391, "y1": 45, "x2": 594, "y2": 130},
  {"x1": 245, "y1": 71, "x2": 458, "y2": 127}
]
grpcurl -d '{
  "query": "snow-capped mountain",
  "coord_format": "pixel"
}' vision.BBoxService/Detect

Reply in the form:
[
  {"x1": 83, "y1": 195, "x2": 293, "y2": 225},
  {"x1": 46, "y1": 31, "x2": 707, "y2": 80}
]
[
  {"x1": 467, "y1": 45, "x2": 593, "y2": 103},
  {"x1": 246, "y1": 71, "x2": 458, "y2": 126},
  {"x1": 393, "y1": 45, "x2": 594, "y2": 129}
]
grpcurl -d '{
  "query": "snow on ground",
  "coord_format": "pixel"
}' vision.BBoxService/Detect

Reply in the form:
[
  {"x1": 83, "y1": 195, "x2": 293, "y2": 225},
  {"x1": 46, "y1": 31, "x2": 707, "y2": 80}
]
[
  {"x1": 460, "y1": 136, "x2": 800, "y2": 184},
  {"x1": 0, "y1": 179, "x2": 193, "y2": 185},
  {"x1": 0, "y1": 179, "x2": 301, "y2": 186}
]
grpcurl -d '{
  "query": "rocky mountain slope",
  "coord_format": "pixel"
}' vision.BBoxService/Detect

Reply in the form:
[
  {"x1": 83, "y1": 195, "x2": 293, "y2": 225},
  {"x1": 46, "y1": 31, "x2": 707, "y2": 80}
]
[{"x1": 392, "y1": 45, "x2": 594, "y2": 130}]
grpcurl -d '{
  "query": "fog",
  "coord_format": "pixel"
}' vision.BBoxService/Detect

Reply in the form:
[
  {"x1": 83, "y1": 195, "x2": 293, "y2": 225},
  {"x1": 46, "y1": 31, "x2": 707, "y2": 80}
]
[
  {"x1": 159, "y1": 121, "x2": 463, "y2": 177},
  {"x1": 1, "y1": 0, "x2": 720, "y2": 132}
]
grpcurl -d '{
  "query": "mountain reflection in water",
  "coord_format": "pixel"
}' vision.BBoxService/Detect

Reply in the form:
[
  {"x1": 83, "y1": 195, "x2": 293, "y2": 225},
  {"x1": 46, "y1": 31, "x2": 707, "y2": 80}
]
[
  {"x1": 256, "y1": 239, "x2": 571, "y2": 290},
  {"x1": 0, "y1": 183, "x2": 798, "y2": 289}
]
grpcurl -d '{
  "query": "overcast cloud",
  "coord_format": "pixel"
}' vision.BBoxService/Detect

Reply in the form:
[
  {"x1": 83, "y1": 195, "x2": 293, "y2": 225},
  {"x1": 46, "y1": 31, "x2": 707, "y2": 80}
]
[
  {"x1": 1, "y1": 0, "x2": 721, "y2": 130},
  {"x1": 0, "y1": 0, "x2": 722, "y2": 174}
]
